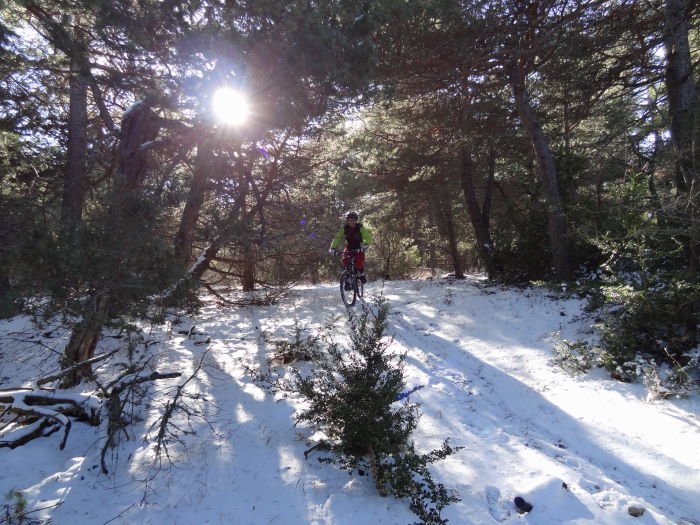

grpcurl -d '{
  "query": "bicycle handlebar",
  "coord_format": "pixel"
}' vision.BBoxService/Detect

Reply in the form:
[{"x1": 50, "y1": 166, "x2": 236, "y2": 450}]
[{"x1": 335, "y1": 248, "x2": 363, "y2": 256}]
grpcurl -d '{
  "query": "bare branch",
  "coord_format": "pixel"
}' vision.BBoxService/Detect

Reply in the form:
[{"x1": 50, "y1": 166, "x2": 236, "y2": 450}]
[{"x1": 36, "y1": 348, "x2": 121, "y2": 388}]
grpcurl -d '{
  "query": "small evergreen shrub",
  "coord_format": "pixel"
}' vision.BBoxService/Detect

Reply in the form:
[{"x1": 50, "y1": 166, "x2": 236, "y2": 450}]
[
  {"x1": 587, "y1": 274, "x2": 700, "y2": 381},
  {"x1": 267, "y1": 321, "x2": 324, "y2": 364},
  {"x1": 379, "y1": 440, "x2": 462, "y2": 524},
  {"x1": 257, "y1": 298, "x2": 462, "y2": 524},
  {"x1": 642, "y1": 351, "x2": 700, "y2": 400},
  {"x1": 293, "y1": 299, "x2": 420, "y2": 461},
  {"x1": 1, "y1": 489, "x2": 41, "y2": 525},
  {"x1": 571, "y1": 173, "x2": 700, "y2": 386},
  {"x1": 550, "y1": 336, "x2": 599, "y2": 375}
]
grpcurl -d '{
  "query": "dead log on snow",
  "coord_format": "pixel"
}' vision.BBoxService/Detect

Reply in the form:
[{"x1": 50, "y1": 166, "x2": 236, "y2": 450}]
[
  {"x1": 0, "y1": 390, "x2": 99, "y2": 450},
  {"x1": 1, "y1": 353, "x2": 182, "y2": 452}
]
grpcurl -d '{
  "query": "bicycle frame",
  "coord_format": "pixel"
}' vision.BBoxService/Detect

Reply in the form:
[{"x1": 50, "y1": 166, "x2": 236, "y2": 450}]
[{"x1": 338, "y1": 248, "x2": 363, "y2": 307}]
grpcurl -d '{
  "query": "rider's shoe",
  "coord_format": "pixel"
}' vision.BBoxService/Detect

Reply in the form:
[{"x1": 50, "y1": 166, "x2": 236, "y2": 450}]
[{"x1": 357, "y1": 270, "x2": 366, "y2": 284}]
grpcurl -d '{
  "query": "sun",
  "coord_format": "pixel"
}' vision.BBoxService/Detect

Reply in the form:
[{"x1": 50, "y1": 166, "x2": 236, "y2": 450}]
[{"x1": 212, "y1": 87, "x2": 249, "y2": 126}]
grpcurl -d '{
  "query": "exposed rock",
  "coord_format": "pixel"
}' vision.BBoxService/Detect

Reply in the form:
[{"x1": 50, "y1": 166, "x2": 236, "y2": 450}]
[
  {"x1": 514, "y1": 496, "x2": 533, "y2": 514},
  {"x1": 628, "y1": 505, "x2": 646, "y2": 517}
]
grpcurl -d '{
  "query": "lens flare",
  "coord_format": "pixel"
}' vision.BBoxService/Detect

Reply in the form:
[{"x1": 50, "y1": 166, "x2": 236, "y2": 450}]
[{"x1": 212, "y1": 88, "x2": 249, "y2": 126}]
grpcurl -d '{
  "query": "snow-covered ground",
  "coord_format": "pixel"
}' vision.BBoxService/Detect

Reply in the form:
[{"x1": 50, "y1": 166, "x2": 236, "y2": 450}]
[{"x1": 1, "y1": 276, "x2": 699, "y2": 524}]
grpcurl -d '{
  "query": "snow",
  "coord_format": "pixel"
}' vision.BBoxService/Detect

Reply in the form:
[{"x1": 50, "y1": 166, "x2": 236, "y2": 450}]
[
  {"x1": 1, "y1": 276, "x2": 699, "y2": 524},
  {"x1": 122, "y1": 100, "x2": 144, "y2": 120}
]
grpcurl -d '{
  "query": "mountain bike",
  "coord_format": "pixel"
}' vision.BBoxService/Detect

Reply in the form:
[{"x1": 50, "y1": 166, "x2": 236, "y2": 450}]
[{"x1": 336, "y1": 248, "x2": 364, "y2": 307}]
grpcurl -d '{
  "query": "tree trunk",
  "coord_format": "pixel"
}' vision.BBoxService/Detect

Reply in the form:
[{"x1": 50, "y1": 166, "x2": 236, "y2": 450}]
[
  {"x1": 114, "y1": 102, "x2": 161, "y2": 192},
  {"x1": 0, "y1": 273, "x2": 17, "y2": 319},
  {"x1": 460, "y1": 149, "x2": 494, "y2": 275},
  {"x1": 664, "y1": 0, "x2": 696, "y2": 193},
  {"x1": 483, "y1": 145, "x2": 495, "y2": 228},
  {"x1": 189, "y1": 237, "x2": 224, "y2": 283},
  {"x1": 61, "y1": 40, "x2": 88, "y2": 229},
  {"x1": 60, "y1": 293, "x2": 111, "y2": 387},
  {"x1": 509, "y1": 59, "x2": 571, "y2": 281},
  {"x1": 663, "y1": 0, "x2": 699, "y2": 345},
  {"x1": 61, "y1": 103, "x2": 160, "y2": 387},
  {"x1": 241, "y1": 243, "x2": 256, "y2": 292},
  {"x1": 169, "y1": 197, "x2": 247, "y2": 300},
  {"x1": 174, "y1": 138, "x2": 213, "y2": 267},
  {"x1": 310, "y1": 262, "x2": 319, "y2": 284},
  {"x1": 443, "y1": 208, "x2": 464, "y2": 278},
  {"x1": 430, "y1": 175, "x2": 465, "y2": 279}
]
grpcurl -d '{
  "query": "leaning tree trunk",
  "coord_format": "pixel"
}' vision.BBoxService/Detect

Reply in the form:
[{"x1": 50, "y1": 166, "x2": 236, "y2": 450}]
[
  {"x1": 168, "y1": 198, "x2": 246, "y2": 301},
  {"x1": 509, "y1": 58, "x2": 571, "y2": 281},
  {"x1": 61, "y1": 34, "x2": 88, "y2": 230},
  {"x1": 60, "y1": 293, "x2": 111, "y2": 387},
  {"x1": 460, "y1": 149, "x2": 495, "y2": 276},
  {"x1": 174, "y1": 137, "x2": 213, "y2": 268},
  {"x1": 61, "y1": 103, "x2": 161, "y2": 387}
]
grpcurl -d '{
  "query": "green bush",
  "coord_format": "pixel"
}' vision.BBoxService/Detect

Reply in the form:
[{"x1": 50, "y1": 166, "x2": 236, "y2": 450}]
[
  {"x1": 1, "y1": 489, "x2": 36, "y2": 525},
  {"x1": 366, "y1": 231, "x2": 422, "y2": 280},
  {"x1": 589, "y1": 273, "x2": 700, "y2": 380},
  {"x1": 258, "y1": 298, "x2": 462, "y2": 524},
  {"x1": 266, "y1": 321, "x2": 324, "y2": 364},
  {"x1": 294, "y1": 298, "x2": 419, "y2": 460},
  {"x1": 379, "y1": 440, "x2": 462, "y2": 525},
  {"x1": 550, "y1": 336, "x2": 600, "y2": 375},
  {"x1": 568, "y1": 173, "x2": 700, "y2": 385}
]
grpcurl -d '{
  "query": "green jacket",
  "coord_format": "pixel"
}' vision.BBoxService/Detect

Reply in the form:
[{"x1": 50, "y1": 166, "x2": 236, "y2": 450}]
[{"x1": 331, "y1": 223, "x2": 373, "y2": 250}]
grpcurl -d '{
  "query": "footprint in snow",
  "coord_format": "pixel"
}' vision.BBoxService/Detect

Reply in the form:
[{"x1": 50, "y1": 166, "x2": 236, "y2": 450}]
[{"x1": 486, "y1": 486, "x2": 512, "y2": 522}]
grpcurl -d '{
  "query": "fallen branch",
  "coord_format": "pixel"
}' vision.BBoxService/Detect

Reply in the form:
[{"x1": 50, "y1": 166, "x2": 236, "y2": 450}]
[
  {"x1": 0, "y1": 418, "x2": 60, "y2": 449},
  {"x1": 0, "y1": 499, "x2": 62, "y2": 525},
  {"x1": 1, "y1": 356, "x2": 180, "y2": 454},
  {"x1": 0, "y1": 390, "x2": 98, "y2": 450},
  {"x1": 149, "y1": 348, "x2": 211, "y2": 467},
  {"x1": 36, "y1": 348, "x2": 121, "y2": 389},
  {"x1": 100, "y1": 369, "x2": 182, "y2": 474}
]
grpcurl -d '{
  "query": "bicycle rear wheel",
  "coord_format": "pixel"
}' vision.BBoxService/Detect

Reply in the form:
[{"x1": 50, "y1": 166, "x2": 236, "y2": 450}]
[
  {"x1": 340, "y1": 271, "x2": 356, "y2": 307},
  {"x1": 355, "y1": 274, "x2": 364, "y2": 300}
]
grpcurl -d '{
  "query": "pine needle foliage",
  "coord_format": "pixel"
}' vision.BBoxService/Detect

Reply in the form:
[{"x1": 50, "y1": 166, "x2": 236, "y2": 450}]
[
  {"x1": 290, "y1": 297, "x2": 462, "y2": 524},
  {"x1": 295, "y1": 298, "x2": 416, "y2": 459}
]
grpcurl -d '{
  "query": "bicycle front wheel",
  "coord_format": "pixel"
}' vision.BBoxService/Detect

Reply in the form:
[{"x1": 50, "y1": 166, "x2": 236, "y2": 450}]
[
  {"x1": 340, "y1": 271, "x2": 356, "y2": 307},
  {"x1": 355, "y1": 274, "x2": 364, "y2": 300}
]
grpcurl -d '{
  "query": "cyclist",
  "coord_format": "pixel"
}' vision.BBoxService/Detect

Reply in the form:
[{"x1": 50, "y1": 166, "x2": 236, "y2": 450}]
[{"x1": 329, "y1": 211, "x2": 373, "y2": 286}]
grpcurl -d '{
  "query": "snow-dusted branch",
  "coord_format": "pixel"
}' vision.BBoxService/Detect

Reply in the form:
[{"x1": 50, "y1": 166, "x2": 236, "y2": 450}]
[
  {"x1": 0, "y1": 390, "x2": 99, "y2": 450},
  {"x1": 36, "y1": 348, "x2": 121, "y2": 389},
  {"x1": 100, "y1": 369, "x2": 182, "y2": 474},
  {"x1": 1, "y1": 351, "x2": 182, "y2": 456},
  {"x1": 148, "y1": 349, "x2": 211, "y2": 468}
]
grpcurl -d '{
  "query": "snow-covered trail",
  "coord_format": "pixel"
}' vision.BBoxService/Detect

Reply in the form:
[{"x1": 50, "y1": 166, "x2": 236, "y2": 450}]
[
  {"x1": 380, "y1": 279, "x2": 700, "y2": 524},
  {"x1": 1, "y1": 277, "x2": 699, "y2": 525}
]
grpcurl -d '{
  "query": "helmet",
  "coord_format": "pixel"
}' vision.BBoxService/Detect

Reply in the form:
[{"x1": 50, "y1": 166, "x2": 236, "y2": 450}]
[{"x1": 346, "y1": 211, "x2": 359, "y2": 220}]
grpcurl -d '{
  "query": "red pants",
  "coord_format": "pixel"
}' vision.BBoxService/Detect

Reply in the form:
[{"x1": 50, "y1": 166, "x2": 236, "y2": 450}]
[{"x1": 342, "y1": 249, "x2": 365, "y2": 271}]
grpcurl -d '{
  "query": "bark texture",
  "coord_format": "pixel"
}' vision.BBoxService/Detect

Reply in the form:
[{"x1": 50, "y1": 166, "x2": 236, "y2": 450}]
[
  {"x1": 174, "y1": 138, "x2": 213, "y2": 267},
  {"x1": 509, "y1": 59, "x2": 571, "y2": 280},
  {"x1": 664, "y1": 0, "x2": 696, "y2": 192},
  {"x1": 460, "y1": 149, "x2": 495, "y2": 274},
  {"x1": 61, "y1": 103, "x2": 161, "y2": 387},
  {"x1": 61, "y1": 40, "x2": 88, "y2": 228},
  {"x1": 60, "y1": 292, "x2": 111, "y2": 387}
]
